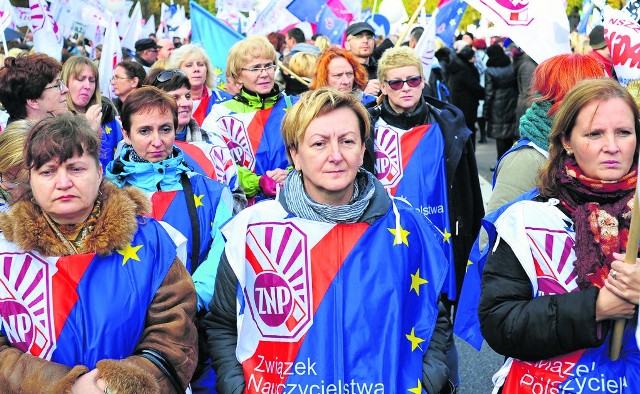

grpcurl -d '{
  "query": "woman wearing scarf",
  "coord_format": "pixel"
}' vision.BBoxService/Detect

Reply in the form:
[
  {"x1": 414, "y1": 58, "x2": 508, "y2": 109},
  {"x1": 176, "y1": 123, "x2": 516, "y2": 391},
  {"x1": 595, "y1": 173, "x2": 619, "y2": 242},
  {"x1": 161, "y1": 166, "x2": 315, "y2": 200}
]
[
  {"x1": 486, "y1": 54, "x2": 604, "y2": 214},
  {"x1": 479, "y1": 78, "x2": 640, "y2": 393},
  {"x1": 206, "y1": 88, "x2": 454, "y2": 394}
]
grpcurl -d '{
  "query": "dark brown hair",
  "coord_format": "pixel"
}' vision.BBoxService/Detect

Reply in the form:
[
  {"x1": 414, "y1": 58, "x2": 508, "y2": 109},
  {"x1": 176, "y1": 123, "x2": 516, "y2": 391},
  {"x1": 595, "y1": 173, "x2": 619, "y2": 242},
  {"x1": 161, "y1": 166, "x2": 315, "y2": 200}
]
[
  {"x1": 120, "y1": 86, "x2": 178, "y2": 135},
  {"x1": 25, "y1": 113, "x2": 101, "y2": 171},
  {"x1": 0, "y1": 54, "x2": 62, "y2": 121}
]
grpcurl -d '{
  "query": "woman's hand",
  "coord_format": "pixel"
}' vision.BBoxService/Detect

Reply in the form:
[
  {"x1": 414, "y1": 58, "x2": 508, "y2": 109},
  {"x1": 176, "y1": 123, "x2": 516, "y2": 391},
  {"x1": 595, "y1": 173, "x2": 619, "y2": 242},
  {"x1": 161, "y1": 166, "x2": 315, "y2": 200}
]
[
  {"x1": 266, "y1": 168, "x2": 289, "y2": 186},
  {"x1": 604, "y1": 252, "x2": 640, "y2": 305},
  {"x1": 595, "y1": 285, "x2": 636, "y2": 321},
  {"x1": 71, "y1": 369, "x2": 108, "y2": 394},
  {"x1": 85, "y1": 104, "x2": 103, "y2": 135}
]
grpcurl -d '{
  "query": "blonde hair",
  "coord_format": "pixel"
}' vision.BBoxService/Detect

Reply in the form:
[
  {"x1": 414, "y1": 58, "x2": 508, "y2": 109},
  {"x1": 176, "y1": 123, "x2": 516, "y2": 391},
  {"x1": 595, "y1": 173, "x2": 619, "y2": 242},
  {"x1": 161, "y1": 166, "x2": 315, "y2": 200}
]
[
  {"x1": 226, "y1": 36, "x2": 277, "y2": 80},
  {"x1": 377, "y1": 46, "x2": 424, "y2": 82},
  {"x1": 151, "y1": 58, "x2": 170, "y2": 71},
  {"x1": 626, "y1": 79, "x2": 640, "y2": 109},
  {"x1": 289, "y1": 52, "x2": 318, "y2": 79},
  {"x1": 61, "y1": 56, "x2": 102, "y2": 112},
  {"x1": 168, "y1": 44, "x2": 215, "y2": 88},
  {"x1": 0, "y1": 119, "x2": 35, "y2": 182},
  {"x1": 281, "y1": 87, "x2": 370, "y2": 164},
  {"x1": 314, "y1": 35, "x2": 331, "y2": 52}
]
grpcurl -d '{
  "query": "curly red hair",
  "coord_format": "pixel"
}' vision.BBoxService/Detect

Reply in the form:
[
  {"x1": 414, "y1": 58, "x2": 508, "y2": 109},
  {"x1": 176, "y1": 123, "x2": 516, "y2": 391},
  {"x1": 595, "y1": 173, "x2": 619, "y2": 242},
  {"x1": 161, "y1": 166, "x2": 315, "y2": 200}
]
[{"x1": 310, "y1": 47, "x2": 368, "y2": 91}]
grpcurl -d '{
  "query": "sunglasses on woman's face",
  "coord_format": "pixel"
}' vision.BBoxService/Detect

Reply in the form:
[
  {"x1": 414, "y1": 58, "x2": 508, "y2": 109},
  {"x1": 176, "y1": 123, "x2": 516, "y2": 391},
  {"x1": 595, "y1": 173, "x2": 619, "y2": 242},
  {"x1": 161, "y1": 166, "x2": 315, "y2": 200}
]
[{"x1": 384, "y1": 75, "x2": 422, "y2": 91}]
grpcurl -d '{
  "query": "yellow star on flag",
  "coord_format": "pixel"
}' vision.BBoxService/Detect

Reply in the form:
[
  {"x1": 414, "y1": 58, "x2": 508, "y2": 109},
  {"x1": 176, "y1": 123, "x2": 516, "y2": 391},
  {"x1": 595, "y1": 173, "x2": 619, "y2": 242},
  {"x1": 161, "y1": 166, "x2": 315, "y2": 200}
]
[
  {"x1": 117, "y1": 243, "x2": 143, "y2": 266},
  {"x1": 410, "y1": 268, "x2": 429, "y2": 295},
  {"x1": 457, "y1": 7, "x2": 463, "y2": 15},
  {"x1": 449, "y1": 19, "x2": 456, "y2": 26},
  {"x1": 105, "y1": 125, "x2": 112, "y2": 135},
  {"x1": 388, "y1": 225, "x2": 410, "y2": 246},
  {"x1": 443, "y1": 228, "x2": 451, "y2": 243},
  {"x1": 466, "y1": 259, "x2": 473, "y2": 273},
  {"x1": 408, "y1": 379, "x2": 422, "y2": 394},
  {"x1": 194, "y1": 194, "x2": 204, "y2": 208},
  {"x1": 406, "y1": 327, "x2": 425, "y2": 351}
]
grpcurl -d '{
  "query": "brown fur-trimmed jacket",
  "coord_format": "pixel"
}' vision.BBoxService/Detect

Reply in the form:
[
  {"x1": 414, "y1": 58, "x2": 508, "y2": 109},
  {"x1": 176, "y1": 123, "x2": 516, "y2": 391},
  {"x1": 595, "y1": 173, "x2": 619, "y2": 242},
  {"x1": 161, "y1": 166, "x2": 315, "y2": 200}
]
[{"x1": 0, "y1": 182, "x2": 198, "y2": 393}]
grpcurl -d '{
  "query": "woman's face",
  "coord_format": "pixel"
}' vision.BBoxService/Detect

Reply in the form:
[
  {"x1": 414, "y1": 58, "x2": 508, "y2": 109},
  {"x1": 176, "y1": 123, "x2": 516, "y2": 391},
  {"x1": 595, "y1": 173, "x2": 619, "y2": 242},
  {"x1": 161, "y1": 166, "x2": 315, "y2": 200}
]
[
  {"x1": 290, "y1": 106, "x2": 365, "y2": 206},
  {"x1": 110, "y1": 66, "x2": 138, "y2": 99},
  {"x1": 381, "y1": 65, "x2": 424, "y2": 114},
  {"x1": 167, "y1": 86, "x2": 193, "y2": 128},
  {"x1": 68, "y1": 65, "x2": 96, "y2": 112},
  {"x1": 180, "y1": 56, "x2": 207, "y2": 90},
  {"x1": 30, "y1": 152, "x2": 102, "y2": 225},
  {"x1": 327, "y1": 57, "x2": 355, "y2": 93},
  {"x1": 124, "y1": 107, "x2": 176, "y2": 162},
  {"x1": 35, "y1": 74, "x2": 70, "y2": 117},
  {"x1": 237, "y1": 57, "x2": 276, "y2": 95},
  {"x1": 563, "y1": 97, "x2": 637, "y2": 181}
]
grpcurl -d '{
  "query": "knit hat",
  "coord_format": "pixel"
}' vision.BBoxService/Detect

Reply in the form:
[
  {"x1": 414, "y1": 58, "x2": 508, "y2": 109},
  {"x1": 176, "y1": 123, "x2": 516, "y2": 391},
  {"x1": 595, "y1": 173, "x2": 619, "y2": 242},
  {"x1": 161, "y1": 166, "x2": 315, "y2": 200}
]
[
  {"x1": 458, "y1": 45, "x2": 475, "y2": 61},
  {"x1": 588, "y1": 25, "x2": 606, "y2": 50},
  {"x1": 486, "y1": 43, "x2": 504, "y2": 59}
]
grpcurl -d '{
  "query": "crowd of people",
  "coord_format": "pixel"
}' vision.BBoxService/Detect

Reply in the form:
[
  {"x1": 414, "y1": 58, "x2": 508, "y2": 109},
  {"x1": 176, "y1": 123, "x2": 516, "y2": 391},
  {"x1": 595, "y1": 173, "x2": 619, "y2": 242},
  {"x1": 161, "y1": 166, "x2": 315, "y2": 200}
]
[{"x1": 0, "y1": 15, "x2": 638, "y2": 394}]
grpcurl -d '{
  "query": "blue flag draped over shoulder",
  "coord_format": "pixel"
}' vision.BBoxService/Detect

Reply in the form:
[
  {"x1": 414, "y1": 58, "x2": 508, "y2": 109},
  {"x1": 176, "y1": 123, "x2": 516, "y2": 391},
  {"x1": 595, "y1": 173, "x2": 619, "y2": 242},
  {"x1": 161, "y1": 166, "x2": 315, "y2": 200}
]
[
  {"x1": 435, "y1": 0, "x2": 467, "y2": 47},
  {"x1": 287, "y1": 0, "x2": 349, "y2": 45},
  {"x1": 190, "y1": 1, "x2": 243, "y2": 85}
]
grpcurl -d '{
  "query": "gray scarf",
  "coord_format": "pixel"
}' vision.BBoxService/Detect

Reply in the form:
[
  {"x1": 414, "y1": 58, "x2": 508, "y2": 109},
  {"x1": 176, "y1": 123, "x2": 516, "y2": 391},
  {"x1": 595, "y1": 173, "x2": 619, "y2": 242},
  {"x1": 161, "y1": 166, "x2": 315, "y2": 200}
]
[{"x1": 284, "y1": 168, "x2": 375, "y2": 223}]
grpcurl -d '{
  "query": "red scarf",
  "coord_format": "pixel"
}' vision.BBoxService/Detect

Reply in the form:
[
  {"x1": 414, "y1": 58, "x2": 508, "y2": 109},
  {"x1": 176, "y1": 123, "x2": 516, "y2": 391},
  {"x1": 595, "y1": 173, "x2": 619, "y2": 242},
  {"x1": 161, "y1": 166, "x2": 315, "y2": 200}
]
[
  {"x1": 192, "y1": 86, "x2": 211, "y2": 126},
  {"x1": 557, "y1": 158, "x2": 637, "y2": 289}
]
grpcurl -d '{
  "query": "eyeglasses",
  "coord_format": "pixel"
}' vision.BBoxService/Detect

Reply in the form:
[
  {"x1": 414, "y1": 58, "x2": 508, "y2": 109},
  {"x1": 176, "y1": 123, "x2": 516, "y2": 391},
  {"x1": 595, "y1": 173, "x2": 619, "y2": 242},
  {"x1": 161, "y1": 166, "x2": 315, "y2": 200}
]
[
  {"x1": 0, "y1": 173, "x2": 23, "y2": 189},
  {"x1": 111, "y1": 75, "x2": 131, "y2": 81},
  {"x1": 156, "y1": 69, "x2": 187, "y2": 83},
  {"x1": 43, "y1": 79, "x2": 66, "y2": 92},
  {"x1": 384, "y1": 76, "x2": 422, "y2": 91},
  {"x1": 241, "y1": 64, "x2": 277, "y2": 74}
]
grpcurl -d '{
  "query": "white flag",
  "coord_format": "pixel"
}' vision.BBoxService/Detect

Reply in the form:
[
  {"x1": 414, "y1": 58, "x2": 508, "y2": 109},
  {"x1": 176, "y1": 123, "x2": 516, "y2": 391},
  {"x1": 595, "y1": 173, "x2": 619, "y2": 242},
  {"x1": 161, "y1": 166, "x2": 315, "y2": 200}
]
[
  {"x1": 414, "y1": 14, "x2": 436, "y2": 83},
  {"x1": 142, "y1": 14, "x2": 155, "y2": 38},
  {"x1": 120, "y1": 2, "x2": 142, "y2": 50},
  {"x1": 12, "y1": 6, "x2": 30, "y2": 27},
  {"x1": 99, "y1": 18, "x2": 123, "y2": 101},
  {"x1": 463, "y1": 0, "x2": 571, "y2": 64},
  {"x1": 246, "y1": 0, "x2": 298, "y2": 37},
  {"x1": 0, "y1": 0, "x2": 13, "y2": 32},
  {"x1": 30, "y1": 0, "x2": 63, "y2": 61},
  {"x1": 602, "y1": 6, "x2": 640, "y2": 86}
]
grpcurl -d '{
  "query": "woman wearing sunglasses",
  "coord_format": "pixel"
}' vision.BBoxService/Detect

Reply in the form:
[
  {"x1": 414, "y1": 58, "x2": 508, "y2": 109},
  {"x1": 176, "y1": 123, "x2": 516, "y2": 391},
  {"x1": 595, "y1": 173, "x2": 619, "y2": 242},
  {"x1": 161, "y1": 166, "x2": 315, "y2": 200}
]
[
  {"x1": 143, "y1": 68, "x2": 246, "y2": 213},
  {"x1": 202, "y1": 36, "x2": 297, "y2": 204},
  {"x1": 368, "y1": 49, "x2": 484, "y2": 387}
]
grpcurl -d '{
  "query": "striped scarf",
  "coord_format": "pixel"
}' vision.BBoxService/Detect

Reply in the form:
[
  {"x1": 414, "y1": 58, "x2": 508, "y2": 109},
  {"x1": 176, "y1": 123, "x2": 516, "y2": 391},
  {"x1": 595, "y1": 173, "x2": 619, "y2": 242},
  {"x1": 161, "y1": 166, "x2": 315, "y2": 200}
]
[{"x1": 284, "y1": 169, "x2": 375, "y2": 223}]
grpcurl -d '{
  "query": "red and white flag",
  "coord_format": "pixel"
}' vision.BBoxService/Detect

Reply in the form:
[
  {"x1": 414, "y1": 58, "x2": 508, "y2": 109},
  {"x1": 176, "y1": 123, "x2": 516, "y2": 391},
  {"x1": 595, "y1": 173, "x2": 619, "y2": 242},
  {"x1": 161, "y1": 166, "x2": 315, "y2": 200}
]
[
  {"x1": 602, "y1": 6, "x2": 640, "y2": 86},
  {"x1": 463, "y1": 0, "x2": 570, "y2": 64},
  {"x1": 29, "y1": 0, "x2": 63, "y2": 61},
  {"x1": 414, "y1": 13, "x2": 436, "y2": 83},
  {"x1": 0, "y1": 0, "x2": 14, "y2": 32},
  {"x1": 98, "y1": 18, "x2": 122, "y2": 101}
]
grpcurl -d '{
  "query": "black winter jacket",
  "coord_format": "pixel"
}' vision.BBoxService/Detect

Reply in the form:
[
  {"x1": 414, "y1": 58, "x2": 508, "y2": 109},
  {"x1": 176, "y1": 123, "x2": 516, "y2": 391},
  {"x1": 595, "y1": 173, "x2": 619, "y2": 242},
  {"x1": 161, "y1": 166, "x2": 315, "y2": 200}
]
[
  {"x1": 205, "y1": 180, "x2": 452, "y2": 394},
  {"x1": 479, "y1": 231, "x2": 608, "y2": 361},
  {"x1": 447, "y1": 57, "x2": 485, "y2": 130},
  {"x1": 484, "y1": 64, "x2": 518, "y2": 140},
  {"x1": 368, "y1": 97, "x2": 485, "y2": 300}
]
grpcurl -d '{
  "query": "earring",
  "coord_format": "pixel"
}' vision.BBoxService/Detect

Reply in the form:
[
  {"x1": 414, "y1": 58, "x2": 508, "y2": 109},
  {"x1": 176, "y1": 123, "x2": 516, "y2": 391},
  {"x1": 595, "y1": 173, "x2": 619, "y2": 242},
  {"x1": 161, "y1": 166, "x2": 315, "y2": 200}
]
[{"x1": 566, "y1": 150, "x2": 573, "y2": 156}]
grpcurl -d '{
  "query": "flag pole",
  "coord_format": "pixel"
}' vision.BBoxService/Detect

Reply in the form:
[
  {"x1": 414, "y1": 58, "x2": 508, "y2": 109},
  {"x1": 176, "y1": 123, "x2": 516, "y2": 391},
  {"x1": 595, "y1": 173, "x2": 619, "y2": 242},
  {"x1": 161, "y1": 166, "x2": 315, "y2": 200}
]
[
  {"x1": 395, "y1": 0, "x2": 429, "y2": 48},
  {"x1": 277, "y1": 60, "x2": 310, "y2": 87},
  {"x1": 1, "y1": 31, "x2": 7, "y2": 56},
  {"x1": 609, "y1": 190, "x2": 640, "y2": 360}
]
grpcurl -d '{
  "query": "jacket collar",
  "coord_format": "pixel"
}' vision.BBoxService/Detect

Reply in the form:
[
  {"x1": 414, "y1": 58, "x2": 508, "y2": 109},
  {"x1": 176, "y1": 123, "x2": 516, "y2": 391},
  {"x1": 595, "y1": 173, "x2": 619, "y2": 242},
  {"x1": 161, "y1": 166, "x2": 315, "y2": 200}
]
[
  {"x1": 379, "y1": 96, "x2": 433, "y2": 129},
  {"x1": 233, "y1": 86, "x2": 281, "y2": 110},
  {"x1": 0, "y1": 182, "x2": 150, "y2": 256}
]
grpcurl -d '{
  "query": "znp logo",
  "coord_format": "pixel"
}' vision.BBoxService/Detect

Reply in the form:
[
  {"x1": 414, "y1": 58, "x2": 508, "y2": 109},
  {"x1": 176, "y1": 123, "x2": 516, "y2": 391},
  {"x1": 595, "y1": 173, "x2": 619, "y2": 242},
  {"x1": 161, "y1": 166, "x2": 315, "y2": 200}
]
[
  {"x1": 245, "y1": 222, "x2": 313, "y2": 341},
  {"x1": 217, "y1": 115, "x2": 256, "y2": 171},
  {"x1": 374, "y1": 126, "x2": 403, "y2": 188},
  {"x1": 0, "y1": 252, "x2": 56, "y2": 360}
]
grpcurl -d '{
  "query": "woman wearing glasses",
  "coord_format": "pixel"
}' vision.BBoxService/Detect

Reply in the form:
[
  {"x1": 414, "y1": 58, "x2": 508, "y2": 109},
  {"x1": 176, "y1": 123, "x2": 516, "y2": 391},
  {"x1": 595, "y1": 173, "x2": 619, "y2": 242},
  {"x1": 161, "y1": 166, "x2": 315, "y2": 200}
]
[
  {"x1": 0, "y1": 53, "x2": 69, "y2": 123},
  {"x1": 368, "y1": 49, "x2": 484, "y2": 386},
  {"x1": 110, "y1": 60, "x2": 146, "y2": 113},
  {"x1": 143, "y1": 68, "x2": 246, "y2": 213},
  {"x1": 167, "y1": 44, "x2": 231, "y2": 126},
  {"x1": 62, "y1": 56, "x2": 123, "y2": 171},
  {"x1": 202, "y1": 36, "x2": 297, "y2": 204},
  {"x1": 0, "y1": 120, "x2": 32, "y2": 211}
]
